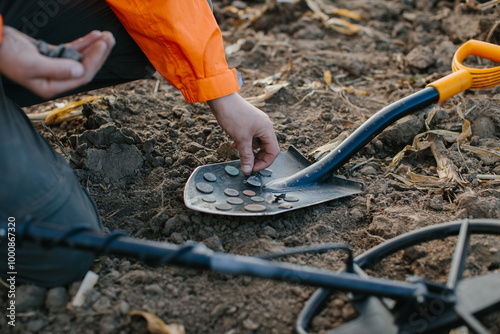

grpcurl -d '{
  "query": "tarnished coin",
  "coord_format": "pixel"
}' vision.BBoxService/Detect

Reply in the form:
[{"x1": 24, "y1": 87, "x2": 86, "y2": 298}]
[
  {"x1": 215, "y1": 203, "x2": 232, "y2": 211},
  {"x1": 225, "y1": 165, "x2": 239, "y2": 176},
  {"x1": 278, "y1": 202, "x2": 293, "y2": 209},
  {"x1": 202, "y1": 195, "x2": 216, "y2": 203},
  {"x1": 196, "y1": 182, "x2": 213, "y2": 194},
  {"x1": 242, "y1": 190, "x2": 256, "y2": 197},
  {"x1": 250, "y1": 196, "x2": 265, "y2": 202},
  {"x1": 259, "y1": 168, "x2": 273, "y2": 177},
  {"x1": 246, "y1": 176, "x2": 262, "y2": 187},
  {"x1": 284, "y1": 196, "x2": 299, "y2": 202},
  {"x1": 244, "y1": 204, "x2": 266, "y2": 212},
  {"x1": 203, "y1": 172, "x2": 217, "y2": 182},
  {"x1": 227, "y1": 197, "x2": 244, "y2": 205},
  {"x1": 224, "y1": 188, "x2": 239, "y2": 197}
]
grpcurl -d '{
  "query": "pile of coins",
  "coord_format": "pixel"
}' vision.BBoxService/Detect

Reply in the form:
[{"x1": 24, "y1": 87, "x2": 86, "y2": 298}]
[{"x1": 193, "y1": 166, "x2": 300, "y2": 213}]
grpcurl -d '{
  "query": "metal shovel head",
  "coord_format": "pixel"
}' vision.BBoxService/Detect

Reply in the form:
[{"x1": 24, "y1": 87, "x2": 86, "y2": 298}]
[{"x1": 184, "y1": 146, "x2": 364, "y2": 216}]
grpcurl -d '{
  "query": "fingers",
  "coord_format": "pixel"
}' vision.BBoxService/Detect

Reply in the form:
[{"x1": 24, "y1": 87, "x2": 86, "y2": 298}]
[
  {"x1": 66, "y1": 30, "x2": 104, "y2": 51},
  {"x1": 29, "y1": 32, "x2": 115, "y2": 98},
  {"x1": 236, "y1": 141, "x2": 256, "y2": 175}
]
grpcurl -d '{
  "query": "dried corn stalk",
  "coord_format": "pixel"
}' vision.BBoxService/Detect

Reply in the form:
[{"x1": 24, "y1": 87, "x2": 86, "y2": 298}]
[
  {"x1": 464, "y1": 0, "x2": 500, "y2": 11},
  {"x1": 245, "y1": 82, "x2": 289, "y2": 106},
  {"x1": 308, "y1": 130, "x2": 350, "y2": 161},
  {"x1": 305, "y1": 0, "x2": 362, "y2": 35}
]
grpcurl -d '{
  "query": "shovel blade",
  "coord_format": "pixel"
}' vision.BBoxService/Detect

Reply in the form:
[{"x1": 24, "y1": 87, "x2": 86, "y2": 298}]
[{"x1": 184, "y1": 146, "x2": 364, "y2": 216}]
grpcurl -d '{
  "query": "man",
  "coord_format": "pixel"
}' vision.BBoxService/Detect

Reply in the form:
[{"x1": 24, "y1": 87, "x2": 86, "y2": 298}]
[{"x1": 0, "y1": 0, "x2": 279, "y2": 286}]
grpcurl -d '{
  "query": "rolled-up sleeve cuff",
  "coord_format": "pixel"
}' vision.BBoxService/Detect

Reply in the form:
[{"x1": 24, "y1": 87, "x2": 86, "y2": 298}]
[{"x1": 181, "y1": 68, "x2": 241, "y2": 103}]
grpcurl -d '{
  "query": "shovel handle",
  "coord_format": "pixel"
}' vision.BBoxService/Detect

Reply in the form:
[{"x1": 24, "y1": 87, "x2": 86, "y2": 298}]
[{"x1": 427, "y1": 40, "x2": 500, "y2": 103}]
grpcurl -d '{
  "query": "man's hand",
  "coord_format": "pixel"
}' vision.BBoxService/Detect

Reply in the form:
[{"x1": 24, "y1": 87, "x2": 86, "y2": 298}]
[
  {"x1": 0, "y1": 26, "x2": 115, "y2": 99},
  {"x1": 208, "y1": 93, "x2": 280, "y2": 174}
]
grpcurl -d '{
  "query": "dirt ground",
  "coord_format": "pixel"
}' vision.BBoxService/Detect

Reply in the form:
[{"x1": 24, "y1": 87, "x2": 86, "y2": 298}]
[{"x1": 2, "y1": 0, "x2": 500, "y2": 333}]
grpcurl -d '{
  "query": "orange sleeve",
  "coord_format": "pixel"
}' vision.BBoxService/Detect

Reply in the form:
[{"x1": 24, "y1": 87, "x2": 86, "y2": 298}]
[
  {"x1": 0, "y1": 15, "x2": 3, "y2": 44},
  {"x1": 105, "y1": 0, "x2": 240, "y2": 103}
]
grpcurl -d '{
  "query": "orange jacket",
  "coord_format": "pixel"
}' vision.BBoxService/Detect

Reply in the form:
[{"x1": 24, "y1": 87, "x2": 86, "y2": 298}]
[{"x1": 105, "y1": 0, "x2": 240, "y2": 103}]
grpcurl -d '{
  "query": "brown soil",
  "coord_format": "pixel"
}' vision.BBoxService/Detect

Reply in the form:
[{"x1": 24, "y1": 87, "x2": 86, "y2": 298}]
[{"x1": 2, "y1": 1, "x2": 500, "y2": 333}]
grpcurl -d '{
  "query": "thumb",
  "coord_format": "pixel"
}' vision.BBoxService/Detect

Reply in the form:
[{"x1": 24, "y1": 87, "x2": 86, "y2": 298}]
[
  {"x1": 237, "y1": 142, "x2": 255, "y2": 175},
  {"x1": 32, "y1": 56, "x2": 84, "y2": 80}
]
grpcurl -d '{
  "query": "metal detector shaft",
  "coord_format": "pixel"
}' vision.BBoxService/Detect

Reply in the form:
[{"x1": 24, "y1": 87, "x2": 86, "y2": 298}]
[
  {"x1": 264, "y1": 87, "x2": 440, "y2": 191},
  {"x1": 0, "y1": 220, "x2": 445, "y2": 301}
]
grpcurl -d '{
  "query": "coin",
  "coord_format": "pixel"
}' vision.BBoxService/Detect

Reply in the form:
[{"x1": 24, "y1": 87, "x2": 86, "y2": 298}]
[
  {"x1": 250, "y1": 196, "x2": 265, "y2": 202},
  {"x1": 246, "y1": 176, "x2": 262, "y2": 187},
  {"x1": 215, "y1": 203, "x2": 232, "y2": 211},
  {"x1": 242, "y1": 190, "x2": 256, "y2": 197},
  {"x1": 284, "y1": 196, "x2": 299, "y2": 202},
  {"x1": 225, "y1": 165, "x2": 239, "y2": 176},
  {"x1": 202, "y1": 195, "x2": 216, "y2": 203},
  {"x1": 196, "y1": 182, "x2": 213, "y2": 194},
  {"x1": 259, "y1": 168, "x2": 273, "y2": 177},
  {"x1": 227, "y1": 197, "x2": 244, "y2": 205},
  {"x1": 224, "y1": 188, "x2": 239, "y2": 197},
  {"x1": 203, "y1": 172, "x2": 217, "y2": 182},
  {"x1": 244, "y1": 204, "x2": 266, "y2": 212}
]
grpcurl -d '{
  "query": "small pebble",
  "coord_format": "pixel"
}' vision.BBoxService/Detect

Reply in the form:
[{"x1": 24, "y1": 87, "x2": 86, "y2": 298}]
[
  {"x1": 225, "y1": 165, "x2": 239, "y2": 176},
  {"x1": 227, "y1": 197, "x2": 244, "y2": 205},
  {"x1": 246, "y1": 176, "x2": 262, "y2": 187},
  {"x1": 244, "y1": 204, "x2": 267, "y2": 212},
  {"x1": 259, "y1": 169, "x2": 273, "y2": 177},
  {"x1": 203, "y1": 172, "x2": 217, "y2": 182},
  {"x1": 196, "y1": 182, "x2": 213, "y2": 194},
  {"x1": 242, "y1": 190, "x2": 256, "y2": 197},
  {"x1": 284, "y1": 196, "x2": 299, "y2": 202},
  {"x1": 251, "y1": 196, "x2": 265, "y2": 202},
  {"x1": 224, "y1": 188, "x2": 239, "y2": 197},
  {"x1": 216, "y1": 203, "x2": 232, "y2": 211},
  {"x1": 202, "y1": 195, "x2": 216, "y2": 203}
]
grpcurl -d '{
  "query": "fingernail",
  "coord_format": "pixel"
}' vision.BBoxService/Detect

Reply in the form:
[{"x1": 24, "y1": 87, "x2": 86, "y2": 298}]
[
  {"x1": 242, "y1": 165, "x2": 252, "y2": 175},
  {"x1": 71, "y1": 65, "x2": 84, "y2": 78}
]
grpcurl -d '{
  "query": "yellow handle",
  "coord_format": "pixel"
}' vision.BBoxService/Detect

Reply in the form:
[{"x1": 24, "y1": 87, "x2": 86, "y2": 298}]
[{"x1": 427, "y1": 40, "x2": 500, "y2": 103}]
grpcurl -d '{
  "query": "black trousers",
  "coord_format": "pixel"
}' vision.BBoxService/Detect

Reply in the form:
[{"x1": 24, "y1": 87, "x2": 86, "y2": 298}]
[{"x1": 0, "y1": 0, "x2": 153, "y2": 286}]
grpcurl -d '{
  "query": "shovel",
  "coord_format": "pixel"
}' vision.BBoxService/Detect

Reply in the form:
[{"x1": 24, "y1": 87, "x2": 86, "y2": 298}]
[{"x1": 184, "y1": 40, "x2": 500, "y2": 216}]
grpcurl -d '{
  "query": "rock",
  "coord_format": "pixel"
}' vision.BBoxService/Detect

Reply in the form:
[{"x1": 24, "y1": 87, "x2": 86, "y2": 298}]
[
  {"x1": 203, "y1": 235, "x2": 225, "y2": 252},
  {"x1": 403, "y1": 245, "x2": 428, "y2": 262},
  {"x1": 428, "y1": 195, "x2": 444, "y2": 211},
  {"x1": 185, "y1": 142, "x2": 205, "y2": 153},
  {"x1": 16, "y1": 285, "x2": 47, "y2": 312},
  {"x1": 472, "y1": 117, "x2": 496, "y2": 139},
  {"x1": 261, "y1": 226, "x2": 277, "y2": 239},
  {"x1": 170, "y1": 232, "x2": 185, "y2": 244},
  {"x1": 45, "y1": 287, "x2": 69, "y2": 313},
  {"x1": 378, "y1": 111, "x2": 426, "y2": 148},
  {"x1": 92, "y1": 296, "x2": 112, "y2": 313},
  {"x1": 82, "y1": 103, "x2": 113, "y2": 129},
  {"x1": 84, "y1": 143, "x2": 143, "y2": 181},
  {"x1": 149, "y1": 208, "x2": 170, "y2": 233},
  {"x1": 27, "y1": 319, "x2": 47, "y2": 332},
  {"x1": 243, "y1": 318, "x2": 260, "y2": 331},
  {"x1": 406, "y1": 45, "x2": 435, "y2": 70},
  {"x1": 457, "y1": 193, "x2": 500, "y2": 218}
]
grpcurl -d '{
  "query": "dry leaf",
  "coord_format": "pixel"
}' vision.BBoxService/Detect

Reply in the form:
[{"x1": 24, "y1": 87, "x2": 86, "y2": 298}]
[
  {"x1": 129, "y1": 310, "x2": 185, "y2": 334},
  {"x1": 44, "y1": 96, "x2": 104, "y2": 125},
  {"x1": 245, "y1": 82, "x2": 289, "y2": 105},
  {"x1": 324, "y1": 70, "x2": 332, "y2": 85}
]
